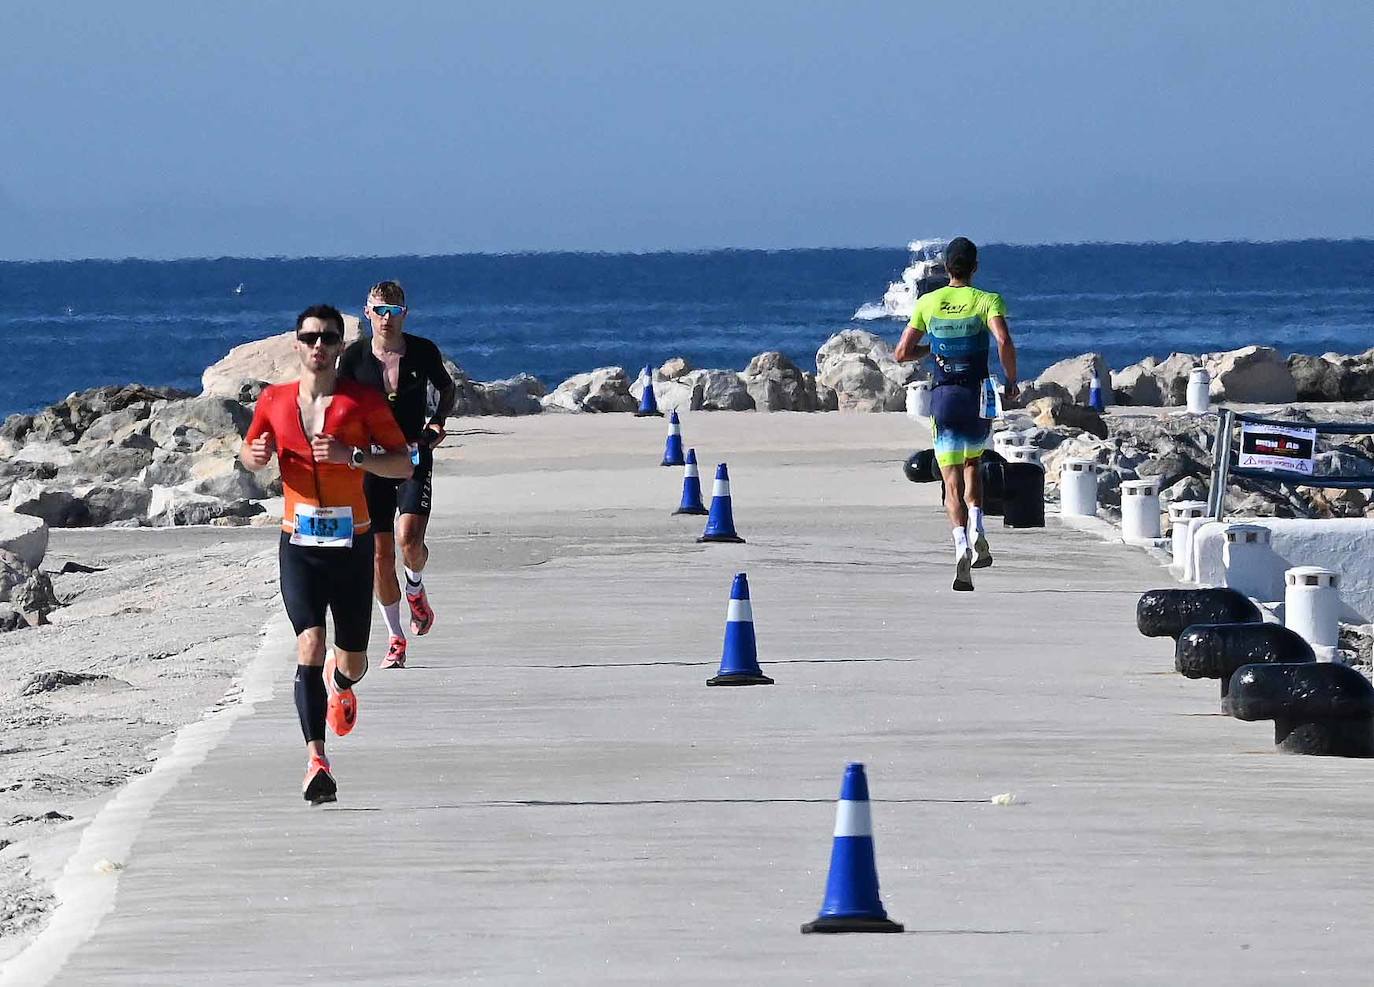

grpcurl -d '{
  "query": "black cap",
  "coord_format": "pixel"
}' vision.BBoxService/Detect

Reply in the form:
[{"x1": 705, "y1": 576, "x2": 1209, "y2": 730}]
[{"x1": 944, "y1": 237, "x2": 977, "y2": 272}]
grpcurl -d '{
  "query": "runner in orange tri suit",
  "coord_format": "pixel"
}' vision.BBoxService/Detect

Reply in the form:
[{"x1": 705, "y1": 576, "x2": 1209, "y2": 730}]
[{"x1": 240, "y1": 304, "x2": 412, "y2": 804}]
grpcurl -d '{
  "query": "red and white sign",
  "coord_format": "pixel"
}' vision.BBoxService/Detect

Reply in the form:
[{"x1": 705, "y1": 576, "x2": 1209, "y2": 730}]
[{"x1": 1238, "y1": 422, "x2": 1316, "y2": 475}]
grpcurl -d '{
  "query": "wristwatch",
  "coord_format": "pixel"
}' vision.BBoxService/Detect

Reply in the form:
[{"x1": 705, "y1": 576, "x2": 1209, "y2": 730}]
[{"x1": 349, "y1": 447, "x2": 366, "y2": 470}]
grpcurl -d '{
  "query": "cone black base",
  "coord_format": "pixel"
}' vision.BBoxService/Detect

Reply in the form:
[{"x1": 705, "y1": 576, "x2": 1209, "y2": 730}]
[
  {"x1": 673, "y1": 506, "x2": 710, "y2": 515},
  {"x1": 634, "y1": 410, "x2": 664, "y2": 417},
  {"x1": 707, "y1": 672, "x2": 774, "y2": 686},
  {"x1": 801, "y1": 916, "x2": 904, "y2": 934},
  {"x1": 698, "y1": 534, "x2": 746, "y2": 543}
]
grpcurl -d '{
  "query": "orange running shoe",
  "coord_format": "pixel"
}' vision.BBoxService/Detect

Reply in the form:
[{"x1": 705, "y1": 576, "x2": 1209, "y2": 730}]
[
  {"x1": 322, "y1": 651, "x2": 359, "y2": 738},
  {"x1": 383, "y1": 635, "x2": 407, "y2": 669},
  {"x1": 302, "y1": 753, "x2": 337, "y2": 805},
  {"x1": 407, "y1": 588, "x2": 435, "y2": 636}
]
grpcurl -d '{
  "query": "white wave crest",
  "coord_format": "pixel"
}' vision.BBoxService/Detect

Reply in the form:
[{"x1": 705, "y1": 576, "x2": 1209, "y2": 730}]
[{"x1": 851, "y1": 302, "x2": 893, "y2": 321}]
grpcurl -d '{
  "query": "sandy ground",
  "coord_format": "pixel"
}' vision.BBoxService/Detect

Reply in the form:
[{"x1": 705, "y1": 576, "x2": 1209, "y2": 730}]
[
  {"x1": 5, "y1": 411, "x2": 1374, "y2": 984},
  {"x1": 0, "y1": 527, "x2": 277, "y2": 950}
]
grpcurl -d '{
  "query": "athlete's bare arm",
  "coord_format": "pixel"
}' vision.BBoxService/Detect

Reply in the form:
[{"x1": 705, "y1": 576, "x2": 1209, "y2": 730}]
[
  {"x1": 893, "y1": 326, "x2": 931, "y2": 363},
  {"x1": 988, "y1": 315, "x2": 1019, "y2": 401},
  {"x1": 424, "y1": 352, "x2": 457, "y2": 448},
  {"x1": 309, "y1": 434, "x2": 413, "y2": 480}
]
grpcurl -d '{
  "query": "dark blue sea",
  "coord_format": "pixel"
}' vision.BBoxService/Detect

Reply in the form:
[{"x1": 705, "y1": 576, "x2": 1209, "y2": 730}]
[{"x1": 1, "y1": 240, "x2": 1371, "y2": 418}]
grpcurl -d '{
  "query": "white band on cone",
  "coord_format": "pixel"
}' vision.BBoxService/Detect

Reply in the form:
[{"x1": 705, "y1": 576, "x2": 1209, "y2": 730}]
[
  {"x1": 833, "y1": 799, "x2": 873, "y2": 838},
  {"x1": 713, "y1": 479, "x2": 731, "y2": 497},
  {"x1": 726, "y1": 599, "x2": 753, "y2": 623},
  {"x1": 669, "y1": 422, "x2": 681, "y2": 435},
  {"x1": 684, "y1": 462, "x2": 699, "y2": 478}
]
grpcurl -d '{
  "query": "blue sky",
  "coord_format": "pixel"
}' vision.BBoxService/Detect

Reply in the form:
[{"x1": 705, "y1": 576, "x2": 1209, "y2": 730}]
[{"x1": 2, "y1": 0, "x2": 1370, "y2": 259}]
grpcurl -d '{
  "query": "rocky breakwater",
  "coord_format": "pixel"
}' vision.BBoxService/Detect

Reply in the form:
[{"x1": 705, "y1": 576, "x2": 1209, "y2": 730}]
[
  {"x1": 0, "y1": 384, "x2": 270, "y2": 530},
  {"x1": 0, "y1": 512, "x2": 59, "y2": 633},
  {"x1": 551, "y1": 329, "x2": 914, "y2": 414},
  {"x1": 1009, "y1": 344, "x2": 1374, "y2": 522},
  {"x1": 207, "y1": 322, "x2": 915, "y2": 419}
]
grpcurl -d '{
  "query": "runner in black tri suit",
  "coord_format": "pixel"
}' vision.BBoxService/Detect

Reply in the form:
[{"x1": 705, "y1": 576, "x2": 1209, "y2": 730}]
[{"x1": 337, "y1": 281, "x2": 457, "y2": 668}]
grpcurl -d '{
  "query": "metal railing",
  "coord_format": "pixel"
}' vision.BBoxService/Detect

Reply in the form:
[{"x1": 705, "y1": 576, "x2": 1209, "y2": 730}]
[{"x1": 1207, "y1": 409, "x2": 1374, "y2": 520}]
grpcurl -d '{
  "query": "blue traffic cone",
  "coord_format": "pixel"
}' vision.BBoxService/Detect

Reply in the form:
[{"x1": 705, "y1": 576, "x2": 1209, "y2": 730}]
[
  {"x1": 673, "y1": 448, "x2": 709, "y2": 515},
  {"x1": 698, "y1": 463, "x2": 745, "y2": 544},
  {"x1": 801, "y1": 763, "x2": 904, "y2": 934},
  {"x1": 1088, "y1": 373, "x2": 1105, "y2": 412},
  {"x1": 707, "y1": 573, "x2": 773, "y2": 686},
  {"x1": 634, "y1": 365, "x2": 663, "y2": 417},
  {"x1": 661, "y1": 411, "x2": 686, "y2": 466}
]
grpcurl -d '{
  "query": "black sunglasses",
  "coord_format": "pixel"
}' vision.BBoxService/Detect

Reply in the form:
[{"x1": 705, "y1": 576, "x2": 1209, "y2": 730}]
[{"x1": 297, "y1": 331, "x2": 343, "y2": 346}]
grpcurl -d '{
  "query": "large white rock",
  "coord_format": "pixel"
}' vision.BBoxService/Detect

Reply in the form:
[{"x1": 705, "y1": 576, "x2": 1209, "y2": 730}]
[
  {"x1": 147, "y1": 396, "x2": 254, "y2": 453},
  {"x1": 7, "y1": 481, "x2": 91, "y2": 528},
  {"x1": 816, "y1": 329, "x2": 896, "y2": 369},
  {"x1": 1033, "y1": 353, "x2": 1110, "y2": 405},
  {"x1": 815, "y1": 331, "x2": 908, "y2": 412},
  {"x1": 10, "y1": 442, "x2": 75, "y2": 467},
  {"x1": 0, "y1": 512, "x2": 49, "y2": 568},
  {"x1": 1202, "y1": 345, "x2": 1297, "y2": 404},
  {"x1": 740, "y1": 351, "x2": 820, "y2": 412},
  {"x1": 1152, "y1": 353, "x2": 1200, "y2": 406},
  {"x1": 540, "y1": 367, "x2": 637, "y2": 413},
  {"x1": 817, "y1": 354, "x2": 904, "y2": 412},
  {"x1": 692, "y1": 370, "x2": 755, "y2": 411},
  {"x1": 200, "y1": 314, "x2": 363, "y2": 398},
  {"x1": 473, "y1": 374, "x2": 545, "y2": 415},
  {"x1": 76, "y1": 482, "x2": 154, "y2": 526},
  {"x1": 1111, "y1": 359, "x2": 1163, "y2": 406}
]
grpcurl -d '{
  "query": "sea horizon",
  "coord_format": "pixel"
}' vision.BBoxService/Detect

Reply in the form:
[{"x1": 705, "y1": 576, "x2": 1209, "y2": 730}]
[
  {"x1": 3, "y1": 238, "x2": 1371, "y2": 418},
  {"x1": 2, "y1": 235, "x2": 1370, "y2": 266}
]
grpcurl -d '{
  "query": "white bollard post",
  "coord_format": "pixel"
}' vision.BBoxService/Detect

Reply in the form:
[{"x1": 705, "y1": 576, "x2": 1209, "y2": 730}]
[
  {"x1": 1059, "y1": 458, "x2": 1099, "y2": 517},
  {"x1": 1284, "y1": 566, "x2": 1341, "y2": 659},
  {"x1": 1168, "y1": 500, "x2": 1209, "y2": 569},
  {"x1": 1183, "y1": 516, "x2": 1213, "y2": 582},
  {"x1": 1186, "y1": 367, "x2": 1211, "y2": 414},
  {"x1": 1004, "y1": 445, "x2": 1042, "y2": 466},
  {"x1": 905, "y1": 380, "x2": 932, "y2": 420},
  {"x1": 1219, "y1": 524, "x2": 1274, "y2": 599},
  {"x1": 1120, "y1": 478, "x2": 1163, "y2": 544}
]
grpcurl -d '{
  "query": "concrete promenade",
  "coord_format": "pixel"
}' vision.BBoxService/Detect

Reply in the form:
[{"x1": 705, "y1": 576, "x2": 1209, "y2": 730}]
[{"x1": 33, "y1": 414, "x2": 1374, "y2": 983}]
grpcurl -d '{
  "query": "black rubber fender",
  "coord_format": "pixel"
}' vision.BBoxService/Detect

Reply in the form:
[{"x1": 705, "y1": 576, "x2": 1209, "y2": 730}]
[
  {"x1": 1228, "y1": 662, "x2": 1374, "y2": 757},
  {"x1": 1175, "y1": 622, "x2": 1315, "y2": 686},
  {"x1": 903, "y1": 449, "x2": 940, "y2": 483},
  {"x1": 1136, "y1": 588, "x2": 1261, "y2": 640}
]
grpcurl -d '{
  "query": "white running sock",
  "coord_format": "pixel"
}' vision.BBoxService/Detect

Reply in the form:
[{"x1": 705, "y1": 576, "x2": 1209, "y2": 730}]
[
  {"x1": 969, "y1": 506, "x2": 985, "y2": 536},
  {"x1": 380, "y1": 600, "x2": 405, "y2": 639},
  {"x1": 953, "y1": 526, "x2": 970, "y2": 560},
  {"x1": 404, "y1": 566, "x2": 424, "y2": 594}
]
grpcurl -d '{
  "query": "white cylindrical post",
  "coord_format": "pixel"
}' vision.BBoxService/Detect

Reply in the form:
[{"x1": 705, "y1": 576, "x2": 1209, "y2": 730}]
[
  {"x1": 1059, "y1": 458, "x2": 1099, "y2": 517},
  {"x1": 1168, "y1": 500, "x2": 1209, "y2": 568},
  {"x1": 1120, "y1": 478, "x2": 1163, "y2": 544},
  {"x1": 1219, "y1": 523, "x2": 1274, "y2": 598},
  {"x1": 1004, "y1": 445, "x2": 1042, "y2": 466},
  {"x1": 905, "y1": 380, "x2": 932, "y2": 420},
  {"x1": 1183, "y1": 516, "x2": 1214, "y2": 582},
  {"x1": 1186, "y1": 367, "x2": 1211, "y2": 414},
  {"x1": 1284, "y1": 566, "x2": 1341, "y2": 658}
]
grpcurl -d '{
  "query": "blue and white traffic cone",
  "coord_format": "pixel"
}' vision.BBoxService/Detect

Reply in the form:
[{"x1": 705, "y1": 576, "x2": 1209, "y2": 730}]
[
  {"x1": 801, "y1": 763, "x2": 903, "y2": 934},
  {"x1": 1088, "y1": 373, "x2": 1105, "y2": 412},
  {"x1": 634, "y1": 365, "x2": 663, "y2": 417},
  {"x1": 707, "y1": 572, "x2": 773, "y2": 686},
  {"x1": 661, "y1": 411, "x2": 686, "y2": 466},
  {"x1": 698, "y1": 463, "x2": 745, "y2": 544},
  {"x1": 673, "y1": 448, "x2": 709, "y2": 516}
]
